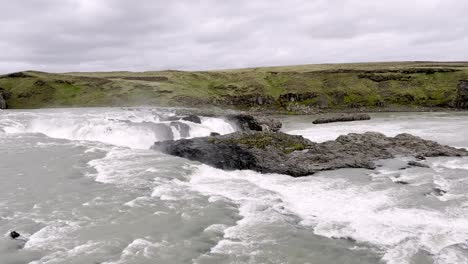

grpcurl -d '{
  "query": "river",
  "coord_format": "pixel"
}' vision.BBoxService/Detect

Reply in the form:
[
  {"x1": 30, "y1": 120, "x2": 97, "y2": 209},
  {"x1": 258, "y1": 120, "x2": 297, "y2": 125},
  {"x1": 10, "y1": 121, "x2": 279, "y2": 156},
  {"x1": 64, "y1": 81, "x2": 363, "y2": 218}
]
[{"x1": 1, "y1": 108, "x2": 468, "y2": 264}]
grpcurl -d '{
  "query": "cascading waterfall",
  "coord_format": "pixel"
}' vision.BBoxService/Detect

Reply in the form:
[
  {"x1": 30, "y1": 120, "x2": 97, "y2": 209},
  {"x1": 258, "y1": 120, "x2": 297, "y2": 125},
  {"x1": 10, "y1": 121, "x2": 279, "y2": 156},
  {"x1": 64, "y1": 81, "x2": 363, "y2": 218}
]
[{"x1": 2, "y1": 108, "x2": 237, "y2": 149}]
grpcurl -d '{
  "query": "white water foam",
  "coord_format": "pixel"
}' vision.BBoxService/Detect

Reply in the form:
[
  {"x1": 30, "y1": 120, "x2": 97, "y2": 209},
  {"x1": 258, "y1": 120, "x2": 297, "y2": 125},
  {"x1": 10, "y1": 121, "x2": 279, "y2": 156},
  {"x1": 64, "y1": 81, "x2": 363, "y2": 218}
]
[
  {"x1": 285, "y1": 114, "x2": 468, "y2": 147},
  {"x1": 432, "y1": 157, "x2": 468, "y2": 171},
  {"x1": 86, "y1": 147, "x2": 167, "y2": 185},
  {"x1": 28, "y1": 240, "x2": 108, "y2": 264},
  {"x1": 2, "y1": 108, "x2": 237, "y2": 149},
  {"x1": 188, "y1": 164, "x2": 468, "y2": 264},
  {"x1": 24, "y1": 221, "x2": 82, "y2": 251}
]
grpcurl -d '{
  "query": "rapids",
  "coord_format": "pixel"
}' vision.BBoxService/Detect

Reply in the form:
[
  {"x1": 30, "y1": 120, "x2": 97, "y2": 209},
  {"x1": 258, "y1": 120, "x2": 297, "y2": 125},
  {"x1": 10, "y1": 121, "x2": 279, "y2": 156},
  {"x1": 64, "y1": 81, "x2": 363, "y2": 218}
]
[{"x1": 1, "y1": 108, "x2": 468, "y2": 264}]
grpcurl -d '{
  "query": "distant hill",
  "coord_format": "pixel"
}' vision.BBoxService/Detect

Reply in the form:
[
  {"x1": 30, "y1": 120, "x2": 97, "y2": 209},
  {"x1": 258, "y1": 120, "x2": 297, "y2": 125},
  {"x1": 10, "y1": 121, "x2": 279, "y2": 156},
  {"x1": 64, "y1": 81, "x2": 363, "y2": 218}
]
[{"x1": 1, "y1": 61, "x2": 468, "y2": 113}]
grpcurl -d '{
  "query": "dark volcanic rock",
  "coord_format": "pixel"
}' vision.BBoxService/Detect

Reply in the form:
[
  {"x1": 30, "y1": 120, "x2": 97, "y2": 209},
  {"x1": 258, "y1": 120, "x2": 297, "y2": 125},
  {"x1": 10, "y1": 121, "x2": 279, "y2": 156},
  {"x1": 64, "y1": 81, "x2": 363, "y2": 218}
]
[
  {"x1": 456, "y1": 80, "x2": 468, "y2": 108},
  {"x1": 10, "y1": 231, "x2": 20, "y2": 239},
  {"x1": 210, "y1": 132, "x2": 221, "y2": 136},
  {"x1": 182, "y1": 114, "x2": 202, "y2": 124},
  {"x1": 313, "y1": 113, "x2": 371, "y2": 124},
  {"x1": 226, "y1": 114, "x2": 282, "y2": 132},
  {"x1": 152, "y1": 131, "x2": 468, "y2": 177}
]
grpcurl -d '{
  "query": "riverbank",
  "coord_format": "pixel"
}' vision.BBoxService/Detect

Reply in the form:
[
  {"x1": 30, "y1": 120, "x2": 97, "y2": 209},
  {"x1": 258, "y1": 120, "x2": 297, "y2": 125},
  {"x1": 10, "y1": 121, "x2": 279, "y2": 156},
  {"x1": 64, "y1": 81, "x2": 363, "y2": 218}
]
[{"x1": 1, "y1": 61, "x2": 468, "y2": 112}]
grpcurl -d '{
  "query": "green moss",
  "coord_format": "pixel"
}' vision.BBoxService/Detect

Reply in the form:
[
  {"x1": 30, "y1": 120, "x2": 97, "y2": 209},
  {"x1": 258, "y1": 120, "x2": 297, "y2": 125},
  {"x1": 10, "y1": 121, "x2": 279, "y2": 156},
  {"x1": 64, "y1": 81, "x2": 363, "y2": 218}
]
[
  {"x1": 265, "y1": 74, "x2": 288, "y2": 98},
  {"x1": 226, "y1": 132, "x2": 309, "y2": 154}
]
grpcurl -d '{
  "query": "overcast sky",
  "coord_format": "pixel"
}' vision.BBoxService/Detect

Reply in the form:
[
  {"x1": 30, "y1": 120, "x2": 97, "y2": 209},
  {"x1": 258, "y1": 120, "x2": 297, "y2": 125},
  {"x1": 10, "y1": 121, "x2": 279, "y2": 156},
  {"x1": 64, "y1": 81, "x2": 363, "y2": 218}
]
[{"x1": 1, "y1": 0, "x2": 467, "y2": 73}]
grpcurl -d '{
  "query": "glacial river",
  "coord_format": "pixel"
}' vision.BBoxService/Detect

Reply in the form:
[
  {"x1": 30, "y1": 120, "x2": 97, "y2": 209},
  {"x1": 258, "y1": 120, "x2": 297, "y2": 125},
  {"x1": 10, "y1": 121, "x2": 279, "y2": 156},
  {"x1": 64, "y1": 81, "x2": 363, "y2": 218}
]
[{"x1": 1, "y1": 108, "x2": 468, "y2": 264}]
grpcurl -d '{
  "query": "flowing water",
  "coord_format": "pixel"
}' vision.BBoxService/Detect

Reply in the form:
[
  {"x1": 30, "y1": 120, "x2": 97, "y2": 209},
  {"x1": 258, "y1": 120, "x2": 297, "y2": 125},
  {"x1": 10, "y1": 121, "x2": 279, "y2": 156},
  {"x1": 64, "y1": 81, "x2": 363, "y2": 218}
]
[{"x1": 1, "y1": 108, "x2": 468, "y2": 264}]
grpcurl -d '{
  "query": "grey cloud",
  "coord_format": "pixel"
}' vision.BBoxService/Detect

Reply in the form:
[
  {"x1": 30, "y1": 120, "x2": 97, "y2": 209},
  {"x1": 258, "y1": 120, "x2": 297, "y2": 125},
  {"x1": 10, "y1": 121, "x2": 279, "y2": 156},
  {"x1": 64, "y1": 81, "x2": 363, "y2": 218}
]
[{"x1": 0, "y1": 0, "x2": 467, "y2": 73}]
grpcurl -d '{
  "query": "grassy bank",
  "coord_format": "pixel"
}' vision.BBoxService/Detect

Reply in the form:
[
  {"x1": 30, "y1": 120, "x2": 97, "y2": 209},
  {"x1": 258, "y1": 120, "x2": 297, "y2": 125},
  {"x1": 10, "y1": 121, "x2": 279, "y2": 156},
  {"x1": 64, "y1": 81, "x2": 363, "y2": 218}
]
[{"x1": 1, "y1": 62, "x2": 468, "y2": 112}]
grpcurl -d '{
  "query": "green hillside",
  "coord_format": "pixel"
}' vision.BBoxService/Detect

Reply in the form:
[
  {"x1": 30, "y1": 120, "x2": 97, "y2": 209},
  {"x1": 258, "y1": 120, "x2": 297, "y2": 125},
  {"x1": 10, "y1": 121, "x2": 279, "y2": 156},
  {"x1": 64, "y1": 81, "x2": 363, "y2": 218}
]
[{"x1": 1, "y1": 61, "x2": 468, "y2": 113}]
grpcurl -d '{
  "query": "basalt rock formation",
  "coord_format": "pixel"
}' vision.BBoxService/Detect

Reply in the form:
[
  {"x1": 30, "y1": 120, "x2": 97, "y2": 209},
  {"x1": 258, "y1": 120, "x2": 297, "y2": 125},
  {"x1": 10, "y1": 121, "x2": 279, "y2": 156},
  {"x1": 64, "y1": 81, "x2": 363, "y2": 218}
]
[{"x1": 152, "y1": 131, "x2": 468, "y2": 177}]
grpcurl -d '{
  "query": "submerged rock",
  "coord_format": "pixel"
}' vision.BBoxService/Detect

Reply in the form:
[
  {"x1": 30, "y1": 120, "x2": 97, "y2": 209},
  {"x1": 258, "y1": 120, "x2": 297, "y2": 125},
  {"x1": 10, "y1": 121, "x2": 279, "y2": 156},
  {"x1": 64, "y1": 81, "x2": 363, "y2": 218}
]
[
  {"x1": 226, "y1": 114, "x2": 282, "y2": 132},
  {"x1": 152, "y1": 131, "x2": 468, "y2": 177},
  {"x1": 432, "y1": 187, "x2": 447, "y2": 196},
  {"x1": 395, "y1": 181, "x2": 410, "y2": 185},
  {"x1": 313, "y1": 113, "x2": 371, "y2": 124},
  {"x1": 9, "y1": 231, "x2": 20, "y2": 239}
]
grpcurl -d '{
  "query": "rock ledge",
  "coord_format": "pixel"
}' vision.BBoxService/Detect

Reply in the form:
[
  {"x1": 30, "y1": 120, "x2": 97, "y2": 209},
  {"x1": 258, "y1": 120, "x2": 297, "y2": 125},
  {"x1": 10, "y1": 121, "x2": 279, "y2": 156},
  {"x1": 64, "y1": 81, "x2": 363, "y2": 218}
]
[{"x1": 152, "y1": 131, "x2": 468, "y2": 177}]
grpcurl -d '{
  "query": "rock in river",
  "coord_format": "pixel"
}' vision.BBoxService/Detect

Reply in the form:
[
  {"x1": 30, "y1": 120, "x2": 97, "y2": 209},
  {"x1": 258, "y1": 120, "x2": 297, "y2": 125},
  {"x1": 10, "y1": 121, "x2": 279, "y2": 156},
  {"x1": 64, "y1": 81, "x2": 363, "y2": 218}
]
[
  {"x1": 152, "y1": 131, "x2": 468, "y2": 177},
  {"x1": 313, "y1": 113, "x2": 371, "y2": 124},
  {"x1": 226, "y1": 114, "x2": 282, "y2": 132}
]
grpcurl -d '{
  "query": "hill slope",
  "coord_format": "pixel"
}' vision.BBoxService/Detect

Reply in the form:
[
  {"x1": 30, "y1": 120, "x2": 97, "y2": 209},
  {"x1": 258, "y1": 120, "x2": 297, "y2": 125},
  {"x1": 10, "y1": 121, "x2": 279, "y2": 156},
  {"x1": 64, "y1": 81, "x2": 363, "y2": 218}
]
[{"x1": 1, "y1": 62, "x2": 468, "y2": 112}]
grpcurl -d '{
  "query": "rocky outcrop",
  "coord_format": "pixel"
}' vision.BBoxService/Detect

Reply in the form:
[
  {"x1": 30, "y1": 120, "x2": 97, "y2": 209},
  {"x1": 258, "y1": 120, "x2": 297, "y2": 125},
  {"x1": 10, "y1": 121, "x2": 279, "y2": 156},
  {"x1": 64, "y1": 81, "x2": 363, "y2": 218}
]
[
  {"x1": 226, "y1": 114, "x2": 282, "y2": 132},
  {"x1": 152, "y1": 131, "x2": 468, "y2": 177},
  {"x1": 313, "y1": 113, "x2": 371, "y2": 124},
  {"x1": 0, "y1": 87, "x2": 11, "y2": 109},
  {"x1": 455, "y1": 80, "x2": 468, "y2": 108}
]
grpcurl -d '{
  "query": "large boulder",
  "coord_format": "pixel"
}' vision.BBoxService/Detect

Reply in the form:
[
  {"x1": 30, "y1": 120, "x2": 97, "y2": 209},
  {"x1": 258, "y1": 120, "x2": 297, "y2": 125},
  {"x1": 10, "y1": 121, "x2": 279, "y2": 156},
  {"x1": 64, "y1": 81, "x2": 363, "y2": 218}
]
[
  {"x1": 456, "y1": 80, "x2": 468, "y2": 108},
  {"x1": 226, "y1": 114, "x2": 282, "y2": 132},
  {"x1": 313, "y1": 113, "x2": 371, "y2": 124},
  {"x1": 152, "y1": 131, "x2": 468, "y2": 177}
]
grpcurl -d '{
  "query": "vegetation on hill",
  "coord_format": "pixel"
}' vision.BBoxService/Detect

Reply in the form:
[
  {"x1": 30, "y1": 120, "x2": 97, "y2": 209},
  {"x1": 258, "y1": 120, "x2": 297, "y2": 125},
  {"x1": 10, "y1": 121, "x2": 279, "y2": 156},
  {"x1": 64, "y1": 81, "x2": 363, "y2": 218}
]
[{"x1": 1, "y1": 62, "x2": 468, "y2": 112}]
